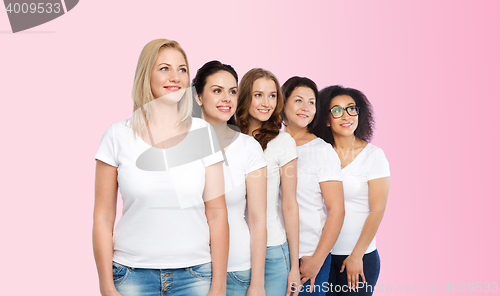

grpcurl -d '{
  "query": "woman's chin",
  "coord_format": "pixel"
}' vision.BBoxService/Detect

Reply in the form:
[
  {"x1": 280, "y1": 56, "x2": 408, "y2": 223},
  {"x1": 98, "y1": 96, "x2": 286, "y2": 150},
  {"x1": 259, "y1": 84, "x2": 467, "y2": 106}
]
[{"x1": 156, "y1": 89, "x2": 186, "y2": 104}]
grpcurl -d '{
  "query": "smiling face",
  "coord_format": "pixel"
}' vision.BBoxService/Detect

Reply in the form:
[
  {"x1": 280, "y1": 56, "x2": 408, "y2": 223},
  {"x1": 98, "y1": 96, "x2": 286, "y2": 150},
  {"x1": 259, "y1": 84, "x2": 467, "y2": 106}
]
[
  {"x1": 328, "y1": 94, "x2": 358, "y2": 138},
  {"x1": 284, "y1": 86, "x2": 316, "y2": 129},
  {"x1": 150, "y1": 48, "x2": 189, "y2": 103},
  {"x1": 197, "y1": 71, "x2": 238, "y2": 124},
  {"x1": 248, "y1": 77, "x2": 278, "y2": 125}
]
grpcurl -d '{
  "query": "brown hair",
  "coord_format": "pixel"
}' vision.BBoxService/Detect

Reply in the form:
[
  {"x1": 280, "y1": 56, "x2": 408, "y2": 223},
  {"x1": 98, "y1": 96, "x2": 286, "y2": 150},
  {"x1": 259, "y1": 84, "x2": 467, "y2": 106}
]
[{"x1": 236, "y1": 68, "x2": 283, "y2": 150}]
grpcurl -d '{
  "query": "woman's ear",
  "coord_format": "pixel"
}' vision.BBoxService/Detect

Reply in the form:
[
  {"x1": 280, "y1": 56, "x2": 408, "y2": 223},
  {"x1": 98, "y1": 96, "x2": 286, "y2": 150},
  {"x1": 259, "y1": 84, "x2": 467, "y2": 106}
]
[{"x1": 195, "y1": 94, "x2": 203, "y2": 106}]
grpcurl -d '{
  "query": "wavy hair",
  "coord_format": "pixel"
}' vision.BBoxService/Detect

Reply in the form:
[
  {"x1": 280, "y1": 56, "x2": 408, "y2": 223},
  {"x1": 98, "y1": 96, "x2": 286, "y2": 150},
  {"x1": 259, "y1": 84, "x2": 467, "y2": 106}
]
[
  {"x1": 236, "y1": 68, "x2": 283, "y2": 150},
  {"x1": 309, "y1": 85, "x2": 374, "y2": 146},
  {"x1": 128, "y1": 39, "x2": 192, "y2": 136}
]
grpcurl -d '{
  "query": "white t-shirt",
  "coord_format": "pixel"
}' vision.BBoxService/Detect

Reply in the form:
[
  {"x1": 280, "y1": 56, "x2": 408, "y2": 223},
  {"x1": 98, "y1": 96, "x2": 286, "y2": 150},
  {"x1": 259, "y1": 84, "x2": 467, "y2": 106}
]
[
  {"x1": 264, "y1": 132, "x2": 298, "y2": 246},
  {"x1": 223, "y1": 133, "x2": 267, "y2": 271},
  {"x1": 94, "y1": 118, "x2": 224, "y2": 269},
  {"x1": 295, "y1": 138, "x2": 343, "y2": 258},
  {"x1": 331, "y1": 143, "x2": 390, "y2": 255}
]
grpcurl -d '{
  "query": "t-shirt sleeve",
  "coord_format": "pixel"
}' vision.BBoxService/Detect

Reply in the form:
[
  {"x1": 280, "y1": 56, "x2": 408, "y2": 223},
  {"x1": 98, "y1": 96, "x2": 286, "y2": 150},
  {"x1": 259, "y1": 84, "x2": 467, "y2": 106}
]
[
  {"x1": 94, "y1": 124, "x2": 118, "y2": 167},
  {"x1": 201, "y1": 122, "x2": 224, "y2": 167},
  {"x1": 279, "y1": 133, "x2": 298, "y2": 167},
  {"x1": 245, "y1": 137, "x2": 267, "y2": 174},
  {"x1": 366, "y1": 148, "x2": 390, "y2": 180},
  {"x1": 318, "y1": 145, "x2": 343, "y2": 182}
]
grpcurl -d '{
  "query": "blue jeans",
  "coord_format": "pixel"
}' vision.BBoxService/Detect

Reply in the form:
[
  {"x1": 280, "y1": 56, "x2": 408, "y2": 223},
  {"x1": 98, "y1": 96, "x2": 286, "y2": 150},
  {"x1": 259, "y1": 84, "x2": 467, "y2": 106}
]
[
  {"x1": 326, "y1": 249, "x2": 380, "y2": 296},
  {"x1": 113, "y1": 261, "x2": 212, "y2": 296},
  {"x1": 226, "y1": 269, "x2": 251, "y2": 295},
  {"x1": 299, "y1": 254, "x2": 332, "y2": 296},
  {"x1": 264, "y1": 241, "x2": 290, "y2": 296}
]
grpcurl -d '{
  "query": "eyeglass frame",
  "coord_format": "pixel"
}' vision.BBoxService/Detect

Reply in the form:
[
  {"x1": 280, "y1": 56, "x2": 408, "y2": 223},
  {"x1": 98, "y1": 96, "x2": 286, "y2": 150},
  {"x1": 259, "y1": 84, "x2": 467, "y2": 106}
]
[{"x1": 329, "y1": 105, "x2": 360, "y2": 119}]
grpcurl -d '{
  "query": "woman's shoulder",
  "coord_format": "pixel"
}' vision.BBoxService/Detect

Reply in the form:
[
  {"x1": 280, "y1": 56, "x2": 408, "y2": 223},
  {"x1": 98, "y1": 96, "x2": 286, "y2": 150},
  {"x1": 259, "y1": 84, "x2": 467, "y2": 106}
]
[
  {"x1": 273, "y1": 131, "x2": 297, "y2": 145},
  {"x1": 237, "y1": 132, "x2": 259, "y2": 145},
  {"x1": 101, "y1": 119, "x2": 132, "y2": 137},
  {"x1": 364, "y1": 143, "x2": 385, "y2": 155},
  {"x1": 190, "y1": 117, "x2": 211, "y2": 129},
  {"x1": 362, "y1": 143, "x2": 389, "y2": 163},
  {"x1": 307, "y1": 137, "x2": 331, "y2": 149}
]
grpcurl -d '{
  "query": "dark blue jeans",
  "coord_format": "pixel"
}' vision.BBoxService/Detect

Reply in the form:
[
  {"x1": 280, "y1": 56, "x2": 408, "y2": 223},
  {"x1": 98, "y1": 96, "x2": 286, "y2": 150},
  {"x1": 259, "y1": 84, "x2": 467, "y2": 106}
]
[
  {"x1": 298, "y1": 254, "x2": 332, "y2": 296},
  {"x1": 326, "y1": 250, "x2": 380, "y2": 296}
]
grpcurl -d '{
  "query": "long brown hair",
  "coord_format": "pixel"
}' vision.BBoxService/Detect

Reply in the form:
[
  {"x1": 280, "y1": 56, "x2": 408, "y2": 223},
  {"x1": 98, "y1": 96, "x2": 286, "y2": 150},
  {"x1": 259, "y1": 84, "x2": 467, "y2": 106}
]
[{"x1": 236, "y1": 68, "x2": 283, "y2": 150}]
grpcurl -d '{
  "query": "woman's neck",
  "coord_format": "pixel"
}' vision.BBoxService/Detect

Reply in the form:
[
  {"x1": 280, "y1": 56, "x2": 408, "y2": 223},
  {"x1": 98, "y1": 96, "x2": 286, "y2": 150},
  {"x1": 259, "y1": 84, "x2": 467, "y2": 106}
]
[
  {"x1": 333, "y1": 134, "x2": 360, "y2": 150},
  {"x1": 285, "y1": 121, "x2": 315, "y2": 146},
  {"x1": 149, "y1": 100, "x2": 180, "y2": 130}
]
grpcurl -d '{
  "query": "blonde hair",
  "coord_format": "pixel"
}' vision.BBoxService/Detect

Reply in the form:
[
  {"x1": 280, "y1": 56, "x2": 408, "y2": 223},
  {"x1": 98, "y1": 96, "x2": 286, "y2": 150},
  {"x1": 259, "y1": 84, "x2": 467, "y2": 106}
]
[{"x1": 128, "y1": 39, "x2": 192, "y2": 136}]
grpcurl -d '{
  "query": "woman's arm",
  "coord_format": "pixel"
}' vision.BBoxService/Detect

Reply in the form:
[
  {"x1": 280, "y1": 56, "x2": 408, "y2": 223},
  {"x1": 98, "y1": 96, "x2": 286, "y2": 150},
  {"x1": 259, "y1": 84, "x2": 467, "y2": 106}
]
[
  {"x1": 204, "y1": 161, "x2": 229, "y2": 296},
  {"x1": 299, "y1": 181, "x2": 344, "y2": 287},
  {"x1": 245, "y1": 167, "x2": 267, "y2": 295},
  {"x1": 279, "y1": 158, "x2": 301, "y2": 296},
  {"x1": 340, "y1": 176, "x2": 391, "y2": 289},
  {"x1": 93, "y1": 160, "x2": 121, "y2": 296}
]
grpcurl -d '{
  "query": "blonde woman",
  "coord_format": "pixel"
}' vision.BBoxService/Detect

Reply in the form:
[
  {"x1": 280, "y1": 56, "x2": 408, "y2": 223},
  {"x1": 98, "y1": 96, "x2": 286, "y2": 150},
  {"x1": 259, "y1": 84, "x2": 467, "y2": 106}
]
[{"x1": 93, "y1": 39, "x2": 229, "y2": 296}]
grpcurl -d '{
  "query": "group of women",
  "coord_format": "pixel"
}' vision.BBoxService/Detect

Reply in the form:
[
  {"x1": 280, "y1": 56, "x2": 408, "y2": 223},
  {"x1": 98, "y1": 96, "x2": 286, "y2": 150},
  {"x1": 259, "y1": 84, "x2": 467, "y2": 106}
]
[{"x1": 93, "y1": 39, "x2": 391, "y2": 296}]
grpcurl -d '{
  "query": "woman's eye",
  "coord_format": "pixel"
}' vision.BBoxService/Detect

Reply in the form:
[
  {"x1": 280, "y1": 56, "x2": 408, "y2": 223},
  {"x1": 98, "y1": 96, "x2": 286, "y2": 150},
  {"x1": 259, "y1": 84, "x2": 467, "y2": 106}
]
[
  {"x1": 160, "y1": 67, "x2": 168, "y2": 71},
  {"x1": 295, "y1": 99, "x2": 302, "y2": 103},
  {"x1": 333, "y1": 108, "x2": 342, "y2": 114},
  {"x1": 230, "y1": 90, "x2": 237, "y2": 95},
  {"x1": 309, "y1": 101, "x2": 315, "y2": 105},
  {"x1": 270, "y1": 94, "x2": 276, "y2": 98},
  {"x1": 214, "y1": 89, "x2": 221, "y2": 94},
  {"x1": 179, "y1": 68, "x2": 187, "y2": 73},
  {"x1": 255, "y1": 93, "x2": 262, "y2": 97}
]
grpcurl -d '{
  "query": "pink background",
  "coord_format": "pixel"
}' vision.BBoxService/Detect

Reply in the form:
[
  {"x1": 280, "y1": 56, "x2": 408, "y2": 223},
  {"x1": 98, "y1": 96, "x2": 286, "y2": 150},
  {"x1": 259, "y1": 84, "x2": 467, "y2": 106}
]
[{"x1": 1, "y1": 0, "x2": 499, "y2": 294}]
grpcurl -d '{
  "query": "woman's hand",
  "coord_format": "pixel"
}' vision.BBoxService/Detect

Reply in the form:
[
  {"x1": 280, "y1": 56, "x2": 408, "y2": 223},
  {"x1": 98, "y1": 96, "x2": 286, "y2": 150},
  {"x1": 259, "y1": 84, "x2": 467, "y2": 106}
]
[
  {"x1": 299, "y1": 256, "x2": 323, "y2": 289},
  {"x1": 101, "y1": 290, "x2": 122, "y2": 296},
  {"x1": 340, "y1": 254, "x2": 365, "y2": 291},
  {"x1": 246, "y1": 284, "x2": 266, "y2": 296},
  {"x1": 287, "y1": 265, "x2": 301, "y2": 296},
  {"x1": 207, "y1": 288, "x2": 226, "y2": 296}
]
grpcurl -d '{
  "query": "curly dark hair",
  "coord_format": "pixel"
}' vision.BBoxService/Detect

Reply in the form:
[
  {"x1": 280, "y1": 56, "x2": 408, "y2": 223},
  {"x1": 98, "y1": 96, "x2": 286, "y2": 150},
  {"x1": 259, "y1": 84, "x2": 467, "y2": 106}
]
[
  {"x1": 192, "y1": 60, "x2": 238, "y2": 124},
  {"x1": 236, "y1": 68, "x2": 283, "y2": 150},
  {"x1": 281, "y1": 76, "x2": 319, "y2": 130},
  {"x1": 309, "y1": 85, "x2": 375, "y2": 146}
]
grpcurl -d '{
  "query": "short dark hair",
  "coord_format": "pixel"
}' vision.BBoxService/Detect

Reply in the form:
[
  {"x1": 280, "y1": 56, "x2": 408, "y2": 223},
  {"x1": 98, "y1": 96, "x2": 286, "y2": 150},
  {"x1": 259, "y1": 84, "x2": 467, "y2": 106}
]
[
  {"x1": 281, "y1": 76, "x2": 319, "y2": 130},
  {"x1": 309, "y1": 85, "x2": 375, "y2": 146},
  {"x1": 192, "y1": 60, "x2": 238, "y2": 120}
]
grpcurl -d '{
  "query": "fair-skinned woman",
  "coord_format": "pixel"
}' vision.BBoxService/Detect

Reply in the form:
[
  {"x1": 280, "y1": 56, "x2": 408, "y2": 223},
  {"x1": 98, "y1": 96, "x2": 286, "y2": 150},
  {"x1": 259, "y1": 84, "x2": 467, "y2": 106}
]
[
  {"x1": 193, "y1": 60, "x2": 267, "y2": 296},
  {"x1": 236, "y1": 68, "x2": 301, "y2": 296},
  {"x1": 93, "y1": 39, "x2": 229, "y2": 296},
  {"x1": 281, "y1": 77, "x2": 345, "y2": 296},
  {"x1": 310, "y1": 85, "x2": 391, "y2": 296}
]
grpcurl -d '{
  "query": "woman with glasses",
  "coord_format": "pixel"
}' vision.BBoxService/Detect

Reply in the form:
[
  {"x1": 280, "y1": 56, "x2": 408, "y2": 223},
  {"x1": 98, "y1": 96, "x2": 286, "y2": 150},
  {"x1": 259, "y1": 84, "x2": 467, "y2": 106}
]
[
  {"x1": 310, "y1": 85, "x2": 391, "y2": 296},
  {"x1": 281, "y1": 77, "x2": 345, "y2": 296}
]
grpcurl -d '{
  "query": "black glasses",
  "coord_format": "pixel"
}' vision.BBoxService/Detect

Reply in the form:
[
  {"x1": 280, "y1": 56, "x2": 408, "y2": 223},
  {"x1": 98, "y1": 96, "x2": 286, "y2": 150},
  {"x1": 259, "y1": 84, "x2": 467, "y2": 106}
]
[{"x1": 329, "y1": 106, "x2": 360, "y2": 119}]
